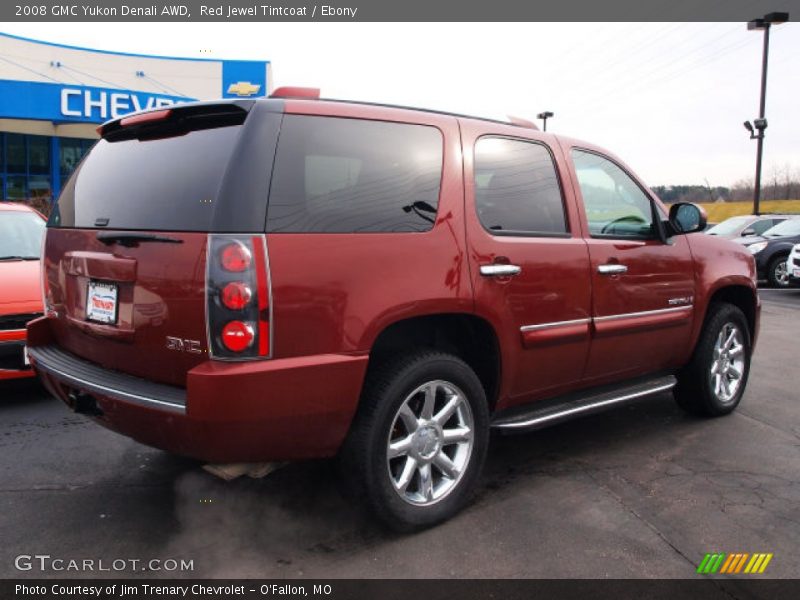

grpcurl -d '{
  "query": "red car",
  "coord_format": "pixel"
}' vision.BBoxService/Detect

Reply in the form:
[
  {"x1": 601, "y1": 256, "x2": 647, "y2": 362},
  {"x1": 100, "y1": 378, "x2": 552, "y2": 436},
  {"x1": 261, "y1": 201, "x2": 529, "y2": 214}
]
[
  {"x1": 0, "y1": 202, "x2": 45, "y2": 380},
  {"x1": 28, "y1": 91, "x2": 759, "y2": 530}
]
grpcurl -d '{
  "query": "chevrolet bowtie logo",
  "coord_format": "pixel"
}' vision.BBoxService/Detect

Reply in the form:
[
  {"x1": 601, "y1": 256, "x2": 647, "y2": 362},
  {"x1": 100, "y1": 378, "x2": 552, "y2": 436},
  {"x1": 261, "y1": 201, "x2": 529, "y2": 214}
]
[{"x1": 227, "y1": 81, "x2": 261, "y2": 97}]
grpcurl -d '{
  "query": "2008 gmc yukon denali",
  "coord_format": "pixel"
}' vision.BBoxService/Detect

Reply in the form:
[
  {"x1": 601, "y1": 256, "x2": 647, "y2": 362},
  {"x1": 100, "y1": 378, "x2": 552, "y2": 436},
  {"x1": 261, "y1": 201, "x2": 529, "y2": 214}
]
[{"x1": 28, "y1": 88, "x2": 760, "y2": 530}]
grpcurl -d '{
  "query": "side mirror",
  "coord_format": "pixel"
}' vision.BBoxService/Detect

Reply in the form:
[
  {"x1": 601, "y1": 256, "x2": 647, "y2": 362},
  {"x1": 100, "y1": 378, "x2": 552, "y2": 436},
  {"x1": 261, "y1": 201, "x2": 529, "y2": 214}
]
[
  {"x1": 668, "y1": 202, "x2": 707, "y2": 235},
  {"x1": 741, "y1": 227, "x2": 756, "y2": 237}
]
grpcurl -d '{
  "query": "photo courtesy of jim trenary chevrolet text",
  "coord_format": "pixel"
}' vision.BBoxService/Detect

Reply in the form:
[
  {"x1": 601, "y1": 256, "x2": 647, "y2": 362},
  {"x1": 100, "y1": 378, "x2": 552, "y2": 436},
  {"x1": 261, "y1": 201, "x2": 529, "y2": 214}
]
[{"x1": 1, "y1": 0, "x2": 799, "y2": 598}]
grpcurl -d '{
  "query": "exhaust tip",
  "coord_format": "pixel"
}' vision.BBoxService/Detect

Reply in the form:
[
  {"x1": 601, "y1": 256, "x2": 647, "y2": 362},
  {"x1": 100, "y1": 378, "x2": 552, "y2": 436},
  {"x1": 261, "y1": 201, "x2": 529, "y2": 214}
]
[{"x1": 68, "y1": 391, "x2": 103, "y2": 417}]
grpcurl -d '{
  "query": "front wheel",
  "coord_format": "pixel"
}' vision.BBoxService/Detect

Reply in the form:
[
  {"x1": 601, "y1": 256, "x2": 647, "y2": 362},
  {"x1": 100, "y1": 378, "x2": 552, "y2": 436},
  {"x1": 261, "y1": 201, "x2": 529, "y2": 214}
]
[
  {"x1": 767, "y1": 255, "x2": 790, "y2": 288},
  {"x1": 340, "y1": 352, "x2": 489, "y2": 531},
  {"x1": 674, "y1": 302, "x2": 751, "y2": 416}
]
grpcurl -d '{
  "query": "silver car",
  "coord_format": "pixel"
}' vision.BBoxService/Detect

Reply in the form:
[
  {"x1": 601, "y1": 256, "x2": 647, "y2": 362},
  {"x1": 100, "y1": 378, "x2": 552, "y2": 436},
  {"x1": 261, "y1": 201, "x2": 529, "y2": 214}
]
[{"x1": 706, "y1": 214, "x2": 790, "y2": 239}]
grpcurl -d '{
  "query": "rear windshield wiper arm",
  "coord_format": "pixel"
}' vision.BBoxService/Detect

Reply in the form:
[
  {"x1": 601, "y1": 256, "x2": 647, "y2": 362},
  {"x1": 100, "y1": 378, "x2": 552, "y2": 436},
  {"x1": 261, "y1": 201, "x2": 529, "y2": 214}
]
[{"x1": 96, "y1": 232, "x2": 184, "y2": 247}]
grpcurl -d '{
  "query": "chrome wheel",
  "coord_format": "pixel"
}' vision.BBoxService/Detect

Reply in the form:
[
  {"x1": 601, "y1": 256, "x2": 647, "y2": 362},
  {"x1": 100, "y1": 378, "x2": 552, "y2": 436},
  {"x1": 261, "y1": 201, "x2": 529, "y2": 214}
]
[
  {"x1": 710, "y1": 322, "x2": 745, "y2": 403},
  {"x1": 774, "y1": 259, "x2": 789, "y2": 287},
  {"x1": 386, "y1": 380, "x2": 474, "y2": 506}
]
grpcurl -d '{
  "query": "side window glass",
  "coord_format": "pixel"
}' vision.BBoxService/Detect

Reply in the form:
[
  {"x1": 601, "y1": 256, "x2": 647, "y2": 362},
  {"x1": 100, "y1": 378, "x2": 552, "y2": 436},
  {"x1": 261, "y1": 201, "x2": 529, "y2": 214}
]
[
  {"x1": 750, "y1": 219, "x2": 773, "y2": 235},
  {"x1": 267, "y1": 116, "x2": 443, "y2": 233},
  {"x1": 571, "y1": 149, "x2": 655, "y2": 239},
  {"x1": 752, "y1": 219, "x2": 775, "y2": 235},
  {"x1": 473, "y1": 137, "x2": 568, "y2": 236}
]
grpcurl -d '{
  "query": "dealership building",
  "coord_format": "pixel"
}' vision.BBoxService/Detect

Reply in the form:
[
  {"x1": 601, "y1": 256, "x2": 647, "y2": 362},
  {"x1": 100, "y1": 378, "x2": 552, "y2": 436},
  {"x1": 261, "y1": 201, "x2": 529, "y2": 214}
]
[{"x1": 0, "y1": 32, "x2": 272, "y2": 201}]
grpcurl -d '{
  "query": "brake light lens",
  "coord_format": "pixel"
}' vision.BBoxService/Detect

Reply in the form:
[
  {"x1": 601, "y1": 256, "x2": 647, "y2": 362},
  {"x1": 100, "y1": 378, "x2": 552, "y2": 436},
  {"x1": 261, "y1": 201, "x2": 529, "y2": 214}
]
[
  {"x1": 220, "y1": 242, "x2": 252, "y2": 272},
  {"x1": 119, "y1": 108, "x2": 172, "y2": 127},
  {"x1": 221, "y1": 321, "x2": 255, "y2": 352},
  {"x1": 207, "y1": 234, "x2": 272, "y2": 360},
  {"x1": 221, "y1": 282, "x2": 252, "y2": 310}
]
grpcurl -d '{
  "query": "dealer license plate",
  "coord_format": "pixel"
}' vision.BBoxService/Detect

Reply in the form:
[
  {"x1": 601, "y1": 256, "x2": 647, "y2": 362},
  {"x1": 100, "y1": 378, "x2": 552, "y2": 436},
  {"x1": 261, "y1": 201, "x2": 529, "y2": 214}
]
[{"x1": 86, "y1": 281, "x2": 119, "y2": 324}]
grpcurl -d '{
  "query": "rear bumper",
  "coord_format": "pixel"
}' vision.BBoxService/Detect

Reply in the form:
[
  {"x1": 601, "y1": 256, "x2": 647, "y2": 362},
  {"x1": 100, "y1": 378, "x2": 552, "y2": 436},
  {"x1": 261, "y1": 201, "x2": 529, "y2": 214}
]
[
  {"x1": 0, "y1": 329, "x2": 35, "y2": 380},
  {"x1": 27, "y1": 318, "x2": 368, "y2": 463}
]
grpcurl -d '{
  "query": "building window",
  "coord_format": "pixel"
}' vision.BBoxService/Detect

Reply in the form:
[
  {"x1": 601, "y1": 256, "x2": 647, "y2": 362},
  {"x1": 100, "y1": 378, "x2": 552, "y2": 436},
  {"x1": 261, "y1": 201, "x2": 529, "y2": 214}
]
[
  {"x1": 60, "y1": 138, "x2": 94, "y2": 180},
  {"x1": 6, "y1": 134, "x2": 26, "y2": 173},
  {"x1": 1, "y1": 133, "x2": 56, "y2": 201},
  {"x1": 6, "y1": 175, "x2": 26, "y2": 200},
  {"x1": 28, "y1": 136, "x2": 50, "y2": 175}
]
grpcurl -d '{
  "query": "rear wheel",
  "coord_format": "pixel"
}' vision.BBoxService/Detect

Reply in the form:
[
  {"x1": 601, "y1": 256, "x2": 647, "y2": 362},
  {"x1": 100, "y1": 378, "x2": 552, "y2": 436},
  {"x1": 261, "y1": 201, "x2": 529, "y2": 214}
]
[
  {"x1": 767, "y1": 255, "x2": 790, "y2": 288},
  {"x1": 340, "y1": 352, "x2": 489, "y2": 531},
  {"x1": 674, "y1": 302, "x2": 751, "y2": 416}
]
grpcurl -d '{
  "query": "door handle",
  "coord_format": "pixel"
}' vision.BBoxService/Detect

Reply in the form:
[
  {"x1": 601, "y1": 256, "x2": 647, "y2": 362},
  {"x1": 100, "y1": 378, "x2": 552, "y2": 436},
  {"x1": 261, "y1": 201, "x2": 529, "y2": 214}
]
[
  {"x1": 480, "y1": 264, "x2": 522, "y2": 277},
  {"x1": 597, "y1": 264, "x2": 628, "y2": 275}
]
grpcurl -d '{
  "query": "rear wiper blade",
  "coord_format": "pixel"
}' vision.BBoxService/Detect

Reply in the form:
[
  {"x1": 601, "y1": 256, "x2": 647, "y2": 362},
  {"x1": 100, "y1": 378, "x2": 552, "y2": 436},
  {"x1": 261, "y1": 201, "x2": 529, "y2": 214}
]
[
  {"x1": 0, "y1": 255, "x2": 39, "y2": 261},
  {"x1": 96, "y1": 232, "x2": 184, "y2": 247}
]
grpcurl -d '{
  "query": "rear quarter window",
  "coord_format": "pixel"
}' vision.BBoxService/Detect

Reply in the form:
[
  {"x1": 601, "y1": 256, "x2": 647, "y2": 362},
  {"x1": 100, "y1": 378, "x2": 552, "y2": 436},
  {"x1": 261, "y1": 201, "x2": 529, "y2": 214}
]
[{"x1": 266, "y1": 115, "x2": 443, "y2": 233}]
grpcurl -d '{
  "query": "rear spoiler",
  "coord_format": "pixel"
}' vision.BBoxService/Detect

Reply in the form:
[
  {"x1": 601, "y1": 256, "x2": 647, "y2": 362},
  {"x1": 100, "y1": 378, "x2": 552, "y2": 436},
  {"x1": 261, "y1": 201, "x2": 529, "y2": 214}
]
[{"x1": 97, "y1": 100, "x2": 256, "y2": 141}]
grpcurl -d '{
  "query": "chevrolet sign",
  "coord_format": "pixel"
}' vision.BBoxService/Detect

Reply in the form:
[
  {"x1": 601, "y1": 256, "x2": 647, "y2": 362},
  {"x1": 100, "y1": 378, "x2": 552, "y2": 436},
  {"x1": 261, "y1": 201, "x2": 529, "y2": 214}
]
[
  {"x1": 60, "y1": 88, "x2": 184, "y2": 120},
  {"x1": 0, "y1": 80, "x2": 193, "y2": 124},
  {"x1": 226, "y1": 81, "x2": 262, "y2": 97}
]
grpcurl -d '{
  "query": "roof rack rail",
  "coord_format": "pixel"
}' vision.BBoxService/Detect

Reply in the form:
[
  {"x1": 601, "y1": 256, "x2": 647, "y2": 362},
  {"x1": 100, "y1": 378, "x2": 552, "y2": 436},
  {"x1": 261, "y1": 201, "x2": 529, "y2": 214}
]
[
  {"x1": 506, "y1": 115, "x2": 539, "y2": 130},
  {"x1": 266, "y1": 87, "x2": 545, "y2": 131}
]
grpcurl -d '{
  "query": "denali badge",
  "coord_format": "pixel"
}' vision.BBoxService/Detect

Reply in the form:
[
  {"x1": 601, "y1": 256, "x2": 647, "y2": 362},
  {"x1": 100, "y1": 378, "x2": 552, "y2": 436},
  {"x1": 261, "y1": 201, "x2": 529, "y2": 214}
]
[
  {"x1": 668, "y1": 296, "x2": 694, "y2": 306},
  {"x1": 165, "y1": 336, "x2": 203, "y2": 354}
]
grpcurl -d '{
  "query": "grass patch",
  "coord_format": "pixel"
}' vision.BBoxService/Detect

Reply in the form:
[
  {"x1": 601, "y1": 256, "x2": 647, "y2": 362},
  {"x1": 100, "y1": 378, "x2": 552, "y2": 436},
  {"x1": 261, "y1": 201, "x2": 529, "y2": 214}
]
[{"x1": 696, "y1": 200, "x2": 800, "y2": 223}]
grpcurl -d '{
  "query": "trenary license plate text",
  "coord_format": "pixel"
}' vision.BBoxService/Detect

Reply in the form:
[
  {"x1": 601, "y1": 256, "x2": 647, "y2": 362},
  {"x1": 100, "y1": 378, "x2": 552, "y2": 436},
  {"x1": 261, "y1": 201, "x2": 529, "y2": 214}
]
[{"x1": 86, "y1": 281, "x2": 118, "y2": 324}]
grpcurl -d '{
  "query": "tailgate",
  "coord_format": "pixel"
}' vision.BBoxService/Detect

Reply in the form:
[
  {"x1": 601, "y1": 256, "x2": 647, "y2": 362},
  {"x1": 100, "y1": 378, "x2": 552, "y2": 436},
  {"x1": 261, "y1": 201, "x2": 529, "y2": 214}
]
[
  {"x1": 44, "y1": 229, "x2": 208, "y2": 387},
  {"x1": 41, "y1": 100, "x2": 282, "y2": 387}
]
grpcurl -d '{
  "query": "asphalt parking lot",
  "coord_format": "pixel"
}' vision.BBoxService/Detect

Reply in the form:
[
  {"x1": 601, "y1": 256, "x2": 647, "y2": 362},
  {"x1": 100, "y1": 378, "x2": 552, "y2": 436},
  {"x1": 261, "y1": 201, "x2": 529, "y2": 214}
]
[{"x1": 1, "y1": 290, "x2": 798, "y2": 580}]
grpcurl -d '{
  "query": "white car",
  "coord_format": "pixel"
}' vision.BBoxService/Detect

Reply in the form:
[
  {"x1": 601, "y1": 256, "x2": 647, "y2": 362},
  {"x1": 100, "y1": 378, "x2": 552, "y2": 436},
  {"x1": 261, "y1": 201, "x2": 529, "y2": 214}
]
[{"x1": 789, "y1": 243, "x2": 800, "y2": 284}]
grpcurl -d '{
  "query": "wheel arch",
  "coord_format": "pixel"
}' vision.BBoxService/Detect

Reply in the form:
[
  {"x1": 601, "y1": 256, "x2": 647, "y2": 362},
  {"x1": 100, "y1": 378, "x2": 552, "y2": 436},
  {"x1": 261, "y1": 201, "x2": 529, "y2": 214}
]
[
  {"x1": 765, "y1": 248, "x2": 791, "y2": 273},
  {"x1": 704, "y1": 284, "x2": 758, "y2": 345},
  {"x1": 366, "y1": 313, "x2": 502, "y2": 412}
]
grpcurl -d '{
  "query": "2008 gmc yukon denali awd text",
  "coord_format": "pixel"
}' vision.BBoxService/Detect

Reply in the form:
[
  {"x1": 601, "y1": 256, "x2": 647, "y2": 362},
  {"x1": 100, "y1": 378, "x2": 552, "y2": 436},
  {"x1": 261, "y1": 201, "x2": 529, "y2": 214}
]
[{"x1": 27, "y1": 88, "x2": 760, "y2": 530}]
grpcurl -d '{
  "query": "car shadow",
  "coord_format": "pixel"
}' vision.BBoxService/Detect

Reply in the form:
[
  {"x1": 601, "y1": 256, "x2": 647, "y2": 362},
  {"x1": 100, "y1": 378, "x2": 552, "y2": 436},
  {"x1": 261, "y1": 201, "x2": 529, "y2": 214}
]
[{"x1": 123, "y1": 392, "x2": 707, "y2": 576}]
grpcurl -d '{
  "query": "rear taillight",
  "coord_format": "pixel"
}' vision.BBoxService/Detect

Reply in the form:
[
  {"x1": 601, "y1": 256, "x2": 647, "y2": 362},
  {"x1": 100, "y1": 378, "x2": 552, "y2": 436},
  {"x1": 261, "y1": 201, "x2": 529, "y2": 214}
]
[
  {"x1": 221, "y1": 282, "x2": 252, "y2": 310},
  {"x1": 221, "y1": 321, "x2": 255, "y2": 352},
  {"x1": 206, "y1": 234, "x2": 272, "y2": 360},
  {"x1": 220, "y1": 242, "x2": 252, "y2": 272}
]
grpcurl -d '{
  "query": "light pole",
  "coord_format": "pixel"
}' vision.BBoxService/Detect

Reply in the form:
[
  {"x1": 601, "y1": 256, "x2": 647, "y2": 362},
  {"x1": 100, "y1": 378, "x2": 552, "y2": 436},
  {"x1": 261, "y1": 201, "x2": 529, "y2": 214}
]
[
  {"x1": 537, "y1": 111, "x2": 554, "y2": 132},
  {"x1": 745, "y1": 11, "x2": 788, "y2": 216}
]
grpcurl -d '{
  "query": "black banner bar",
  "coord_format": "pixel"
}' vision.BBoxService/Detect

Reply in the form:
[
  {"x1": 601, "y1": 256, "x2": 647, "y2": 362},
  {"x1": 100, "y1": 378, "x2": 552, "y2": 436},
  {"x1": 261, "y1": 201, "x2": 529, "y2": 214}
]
[
  {"x1": 5, "y1": 579, "x2": 800, "y2": 600},
  {"x1": 1, "y1": 0, "x2": 798, "y2": 22}
]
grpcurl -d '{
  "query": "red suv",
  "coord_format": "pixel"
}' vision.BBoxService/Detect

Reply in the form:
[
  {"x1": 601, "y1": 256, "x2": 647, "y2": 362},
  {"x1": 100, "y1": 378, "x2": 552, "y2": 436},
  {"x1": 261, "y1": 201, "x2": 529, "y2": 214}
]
[{"x1": 28, "y1": 90, "x2": 760, "y2": 530}]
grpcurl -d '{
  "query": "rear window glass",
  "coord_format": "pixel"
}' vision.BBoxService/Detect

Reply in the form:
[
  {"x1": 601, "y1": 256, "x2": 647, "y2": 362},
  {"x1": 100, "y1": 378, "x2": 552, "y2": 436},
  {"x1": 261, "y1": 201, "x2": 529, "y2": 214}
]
[
  {"x1": 266, "y1": 115, "x2": 443, "y2": 233},
  {"x1": 49, "y1": 126, "x2": 243, "y2": 231}
]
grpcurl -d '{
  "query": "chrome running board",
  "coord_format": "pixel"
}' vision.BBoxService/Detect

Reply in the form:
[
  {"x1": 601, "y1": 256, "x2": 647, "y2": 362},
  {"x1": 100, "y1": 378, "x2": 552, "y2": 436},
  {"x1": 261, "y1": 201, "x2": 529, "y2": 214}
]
[{"x1": 491, "y1": 375, "x2": 677, "y2": 432}]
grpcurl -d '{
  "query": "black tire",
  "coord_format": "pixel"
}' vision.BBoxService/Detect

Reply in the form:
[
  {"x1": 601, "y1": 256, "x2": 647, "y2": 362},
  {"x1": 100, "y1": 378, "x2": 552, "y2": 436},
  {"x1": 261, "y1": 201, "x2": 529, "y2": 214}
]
[
  {"x1": 767, "y1": 255, "x2": 790, "y2": 288},
  {"x1": 339, "y1": 351, "x2": 489, "y2": 532},
  {"x1": 674, "y1": 302, "x2": 751, "y2": 417}
]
